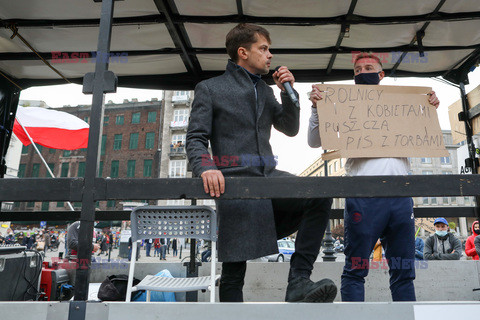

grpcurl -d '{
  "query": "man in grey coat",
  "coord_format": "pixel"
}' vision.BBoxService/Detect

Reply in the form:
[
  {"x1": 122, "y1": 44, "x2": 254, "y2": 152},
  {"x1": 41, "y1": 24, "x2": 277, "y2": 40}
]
[{"x1": 186, "y1": 23, "x2": 335, "y2": 303}]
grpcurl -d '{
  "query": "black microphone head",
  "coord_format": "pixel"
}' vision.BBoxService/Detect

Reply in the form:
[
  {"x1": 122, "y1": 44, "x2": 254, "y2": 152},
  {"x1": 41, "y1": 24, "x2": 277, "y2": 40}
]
[{"x1": 274, "y1": 66, "x2": 281, "y2": 72}]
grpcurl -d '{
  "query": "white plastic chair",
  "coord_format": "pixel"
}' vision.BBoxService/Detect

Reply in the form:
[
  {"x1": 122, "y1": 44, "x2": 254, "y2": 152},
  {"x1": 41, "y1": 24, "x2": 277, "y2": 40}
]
[{"x1": 125, "y1": 206, "x2": 218, "y2": 302}]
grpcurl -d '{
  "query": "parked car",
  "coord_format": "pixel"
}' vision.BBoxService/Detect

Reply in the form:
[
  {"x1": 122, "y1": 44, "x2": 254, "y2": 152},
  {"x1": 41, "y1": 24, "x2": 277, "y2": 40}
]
[{"x1": 264, "y1": 239, "x2": 295, "y2": 262}]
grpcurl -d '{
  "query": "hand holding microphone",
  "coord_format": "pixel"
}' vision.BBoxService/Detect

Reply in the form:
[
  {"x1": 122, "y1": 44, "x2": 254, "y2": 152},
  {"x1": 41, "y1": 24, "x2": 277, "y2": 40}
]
[{"x1": 274, "y1": 66, "x2": 300, "y2": 108}]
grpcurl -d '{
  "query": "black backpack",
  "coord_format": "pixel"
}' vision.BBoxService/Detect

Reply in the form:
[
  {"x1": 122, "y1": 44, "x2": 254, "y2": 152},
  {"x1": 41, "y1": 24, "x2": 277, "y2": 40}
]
[{"x1": 97, "y1": 274, "x2": 143, "y2": 301}]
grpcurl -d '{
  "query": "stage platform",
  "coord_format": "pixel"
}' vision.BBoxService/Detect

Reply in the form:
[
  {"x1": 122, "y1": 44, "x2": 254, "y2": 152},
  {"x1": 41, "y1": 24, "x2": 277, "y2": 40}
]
[{"x1": 2, "y1": 301, "x2": 480, "y2": 320}]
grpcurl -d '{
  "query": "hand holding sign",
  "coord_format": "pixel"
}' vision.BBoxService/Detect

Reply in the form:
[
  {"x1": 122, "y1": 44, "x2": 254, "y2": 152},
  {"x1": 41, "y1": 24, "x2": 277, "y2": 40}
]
[{"x1": 314, "y1": 84, "x2": 448, "y2": 160}]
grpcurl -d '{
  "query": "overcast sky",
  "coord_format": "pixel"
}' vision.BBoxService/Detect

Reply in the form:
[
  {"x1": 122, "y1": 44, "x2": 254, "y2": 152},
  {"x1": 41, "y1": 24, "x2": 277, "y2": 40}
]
[{"x1": 20, "y1": 67, "x2": 480, "y2": 175}]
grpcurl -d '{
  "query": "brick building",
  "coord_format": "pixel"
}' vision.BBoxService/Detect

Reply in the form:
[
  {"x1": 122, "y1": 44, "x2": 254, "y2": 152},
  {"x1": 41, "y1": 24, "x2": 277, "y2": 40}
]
[{"x1": 15, "y1": 98, "x2": 164, "y2": 211}]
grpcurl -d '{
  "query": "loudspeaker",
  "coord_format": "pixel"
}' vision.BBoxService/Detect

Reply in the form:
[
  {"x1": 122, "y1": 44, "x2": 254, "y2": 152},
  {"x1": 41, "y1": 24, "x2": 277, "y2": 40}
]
[{"x1": 0, "y1": 247, "x2": 42, "y2": 301}]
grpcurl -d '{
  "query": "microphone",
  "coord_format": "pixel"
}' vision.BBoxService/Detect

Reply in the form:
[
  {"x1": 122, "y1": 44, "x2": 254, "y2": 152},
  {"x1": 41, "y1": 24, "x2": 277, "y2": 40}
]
[{"x1": 275, "y1": 66, "x2": 300, "y2": 108}]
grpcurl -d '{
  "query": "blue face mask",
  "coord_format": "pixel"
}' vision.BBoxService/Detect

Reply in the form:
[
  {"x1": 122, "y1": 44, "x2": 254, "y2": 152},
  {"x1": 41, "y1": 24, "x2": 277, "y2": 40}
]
[
  {"x1": 435, "y1": 230, "x2": 448, "y2": 237},
  {"x1": 354, "y1": 72, "x2": 381, "y2": 85}
]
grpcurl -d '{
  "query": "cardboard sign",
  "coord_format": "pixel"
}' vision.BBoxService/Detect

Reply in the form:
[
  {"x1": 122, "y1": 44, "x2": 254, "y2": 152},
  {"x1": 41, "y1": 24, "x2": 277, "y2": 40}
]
[
  {"x1": 448, "y1": 84, "x2": 480, "y2": 145},
  {"x1": 315, "y1": 84, "x2": 448, "y2": 160}
]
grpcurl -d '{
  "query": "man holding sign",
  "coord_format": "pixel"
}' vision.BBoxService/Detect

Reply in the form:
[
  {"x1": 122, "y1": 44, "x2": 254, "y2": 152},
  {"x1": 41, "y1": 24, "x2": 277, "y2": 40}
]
[{"x1": 308, "y1": 52, "x2": 440, "y2": 302}]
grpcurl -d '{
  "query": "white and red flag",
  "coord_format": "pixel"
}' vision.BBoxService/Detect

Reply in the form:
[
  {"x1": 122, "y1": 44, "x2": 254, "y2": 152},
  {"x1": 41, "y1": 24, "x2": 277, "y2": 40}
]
[{"x1": 13, "y1": 107, "x2": 89, "y2": 150}]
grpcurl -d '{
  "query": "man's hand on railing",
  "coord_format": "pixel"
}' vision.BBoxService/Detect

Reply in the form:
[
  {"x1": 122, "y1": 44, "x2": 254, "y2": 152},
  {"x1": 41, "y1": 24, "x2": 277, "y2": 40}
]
[{"x1": 200, "y1": 170, "x2": 225, "y2": 198}]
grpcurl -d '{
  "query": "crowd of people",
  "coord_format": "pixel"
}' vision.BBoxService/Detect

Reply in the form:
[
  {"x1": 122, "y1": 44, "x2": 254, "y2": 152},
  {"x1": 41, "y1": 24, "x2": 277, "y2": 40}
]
[
  {"x1": 128, "y1": 237, "x2": 180, "y2": 261},
  {"x1": 0, "y1": 228, "x2": 66, "y2": 254}
]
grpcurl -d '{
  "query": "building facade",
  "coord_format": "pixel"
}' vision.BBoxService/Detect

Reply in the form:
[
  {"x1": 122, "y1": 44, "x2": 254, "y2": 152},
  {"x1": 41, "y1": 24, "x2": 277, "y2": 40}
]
[
  {"x1": 157, "y1": 90, "x2": 215, "y2": 208},
  {"x1": 12, "y1": 91, "x2": 216, "y2": 215},
  {"x1": 13, "y1": 98, "x2": 164, "y2": 212}
]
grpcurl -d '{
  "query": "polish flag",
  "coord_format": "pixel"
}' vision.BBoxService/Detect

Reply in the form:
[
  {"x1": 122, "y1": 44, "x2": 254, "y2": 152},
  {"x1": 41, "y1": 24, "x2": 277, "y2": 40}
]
[{"x1": 13, "y1": 107, "x2": 89, "y2": 150}]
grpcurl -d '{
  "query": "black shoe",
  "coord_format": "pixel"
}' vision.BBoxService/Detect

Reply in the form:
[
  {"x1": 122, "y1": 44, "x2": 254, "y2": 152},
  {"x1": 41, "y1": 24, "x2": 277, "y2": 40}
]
[{"x1": 285, "y1": 277, "x2": 337, "y2": 303}]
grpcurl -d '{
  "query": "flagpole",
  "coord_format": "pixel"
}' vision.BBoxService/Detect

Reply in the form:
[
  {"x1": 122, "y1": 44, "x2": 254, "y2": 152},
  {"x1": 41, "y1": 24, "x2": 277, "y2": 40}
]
[{"x1": 15, "y1": 116, "x2": 75, "y2": 211}]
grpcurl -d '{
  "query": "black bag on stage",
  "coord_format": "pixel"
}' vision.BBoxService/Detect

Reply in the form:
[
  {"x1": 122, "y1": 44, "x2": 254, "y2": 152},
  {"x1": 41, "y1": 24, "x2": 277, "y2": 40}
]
[{"x1": 97, "y1": 274, "x2": 142, "y2": 301}]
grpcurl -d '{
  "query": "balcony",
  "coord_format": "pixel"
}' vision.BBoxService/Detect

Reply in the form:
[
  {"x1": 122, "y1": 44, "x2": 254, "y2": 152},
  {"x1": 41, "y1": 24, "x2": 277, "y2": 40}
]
[
  {"x1": 171, "y1": 94, "x2": 190, "y2": 105},
  {"x1": 170, "y1": 120, "x2": 188, "y2": 130},
  {"x1": 168, "y1": 173, "x2": 187, "y2": 178},
  {"x1": 169, "y1": 146, "x2": 186, "y2": 158}
]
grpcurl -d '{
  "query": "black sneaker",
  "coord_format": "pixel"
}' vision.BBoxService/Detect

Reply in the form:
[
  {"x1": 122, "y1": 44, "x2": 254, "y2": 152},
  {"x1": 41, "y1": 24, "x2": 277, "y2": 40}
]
[{"x1": 285, "y1": 277, "x2": 337, "y2": 303}]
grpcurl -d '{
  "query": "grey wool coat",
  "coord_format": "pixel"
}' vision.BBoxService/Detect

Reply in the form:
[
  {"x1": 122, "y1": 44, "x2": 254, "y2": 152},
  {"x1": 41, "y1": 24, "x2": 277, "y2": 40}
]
[{"x1": 186, "y1": 60, "x2": 300, "y2": 262}]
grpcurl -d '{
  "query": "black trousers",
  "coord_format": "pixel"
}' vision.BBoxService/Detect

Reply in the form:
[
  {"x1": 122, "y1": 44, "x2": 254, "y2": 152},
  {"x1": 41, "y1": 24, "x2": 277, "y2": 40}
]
[{"x1": 219, "y1": 197, "x2": 332, "y2": 302}]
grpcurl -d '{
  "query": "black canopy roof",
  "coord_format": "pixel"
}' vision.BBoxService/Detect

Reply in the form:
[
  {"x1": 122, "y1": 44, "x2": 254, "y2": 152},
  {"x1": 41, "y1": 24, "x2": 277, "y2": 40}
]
[{"x1": 0, "y1": 0, "x2": 479, "y2": 90}]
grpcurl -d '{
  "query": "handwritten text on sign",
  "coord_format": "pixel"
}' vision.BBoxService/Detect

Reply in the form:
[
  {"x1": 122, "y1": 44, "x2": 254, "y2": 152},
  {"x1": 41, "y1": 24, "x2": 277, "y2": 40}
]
[{"x1": 315, "y1": 84, "x2": 448, "y2": 159}]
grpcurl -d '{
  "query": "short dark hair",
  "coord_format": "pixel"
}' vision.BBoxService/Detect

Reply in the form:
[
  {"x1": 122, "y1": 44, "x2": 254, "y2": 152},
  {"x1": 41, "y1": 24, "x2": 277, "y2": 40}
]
[{"x1": 225, "y1": 23, "x2": 271, "y2": 62}]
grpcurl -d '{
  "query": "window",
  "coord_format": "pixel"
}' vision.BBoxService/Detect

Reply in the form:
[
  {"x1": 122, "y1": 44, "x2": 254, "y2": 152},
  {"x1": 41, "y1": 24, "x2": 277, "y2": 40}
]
[
  {"x1": 422, "y1": 170, "x2": 433, "y2": 175},
  {"x1": 167, "y1": 199, "x2": 185, "y2": 205},
  {"x1": 84, "y1": 116, "x2": 89, "y2": 124},
  {"x1": 22, "y1": 145, "x2": 28, "y2": 154},
  {"x1": 46, "y1": 163, "x2": 54, "y2": 177},
  {"x1": 78, "y1": 162, "x2": 86, "y2": 177},
  {"x1": 465, "y1": 197, "x2": 471, "y2": 205},
  {"x1": 131, "y1": 112, "x2": 140, "y2": 124},
  {"x1": 422, "y1": 197, "x2": 429, "y2": 205},
  {"x1": 57, "y1": 202, "x2": 64, "y2": 208},
  {"x1": 442, "y1": 171, "x2": 452, "y2": 175},
  {"x1": 173, "y1": 109, "x2": 189, "y2": 123},
  {"x1": 113, "y1": 134, "x2": 122, "y2": 150},
  {"x1": 27, "y1": 201, "x2": 35, "y2": 208},
  {"x1": 431, "y1": 197, "x2": 437, "y2": 205},
  {"x1": 451, "y1": 197, "x2": 457, "y2": 204},
  {"x1": 101, "y1": 135, "x2": 106, "y2": 155},
  {"x1": 147, "y1": 111, "x2": 157, "y2": 123},
  {"x1": 171, "y1": 134, "x2": 186, "y2": 145},
  {"x1": 421, "y1": 158, "x2": 432, "y2": 164},
  {"x1": 334, "y1": 161, "x2": 338, "y2": 172},
  {"x1": 37, "y1": 145, "x2": 43, "y2": 153},
  {"x1": 18, "y1": 164, "x2": 26, "y2": 178},
  {"x1": 110, "y1": 160, "x2": 119, "y2": 178},
  {"x1": 340, "y1": 158, "x2": 344, "y2": 168},
  {"x1": 129, "y1": 133, "x2": 139, "y2": 150},
  {"x1": 442, "y1": 197, "x2": 449, "y2": 204},
  {"x1": 202, "y1": 199, "x2": 216, "y2": 206},
  {"x1": 32, "y1": 163, "x2": 40, "y2": 177},
  {"x1": 440, "y1": 156, "x2": 451, "y2": 164},
  {"x1": 174, "y1": 91, "x2": 188, "y2": 96},
  {"x1": 63, "y1": 150, "x2": 71, "y2": 157},
  {"x1": 41, "y1": 202, "x2": 49, "y2": 211},
  {"x1": 145, "y1": 132, "x2": 155, "y2": 149},
  {"x1": 98, "y1": 161, "x2": 103, "y2": 177},
  {"x1": 328, "y1": 164, "x2": 332, "y2": 175},
  {"x1": 127, "y1": 160, "x2": 136, "y2": 177},
  {"x1": 104, "y1": 116, "x2": 109, "y2": 125},
  {"x1": 169, "y1": 160, "x2": 186, "y2": 178},
  {"x1": 49, "y1": 148, "x2": 56, "y2": 154},
  {"x1": 107, "y1": 200, "x2": 115, "y2": 208},
  {"x1": 144, "y1": 159, "x2": 153, "y2": 177},
  {"x1": 61, "y1": 163, "x2": 69, "y2": 177},
  {"x1": 116, "y1": 115, "x2": 124, "y2": 125}
]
